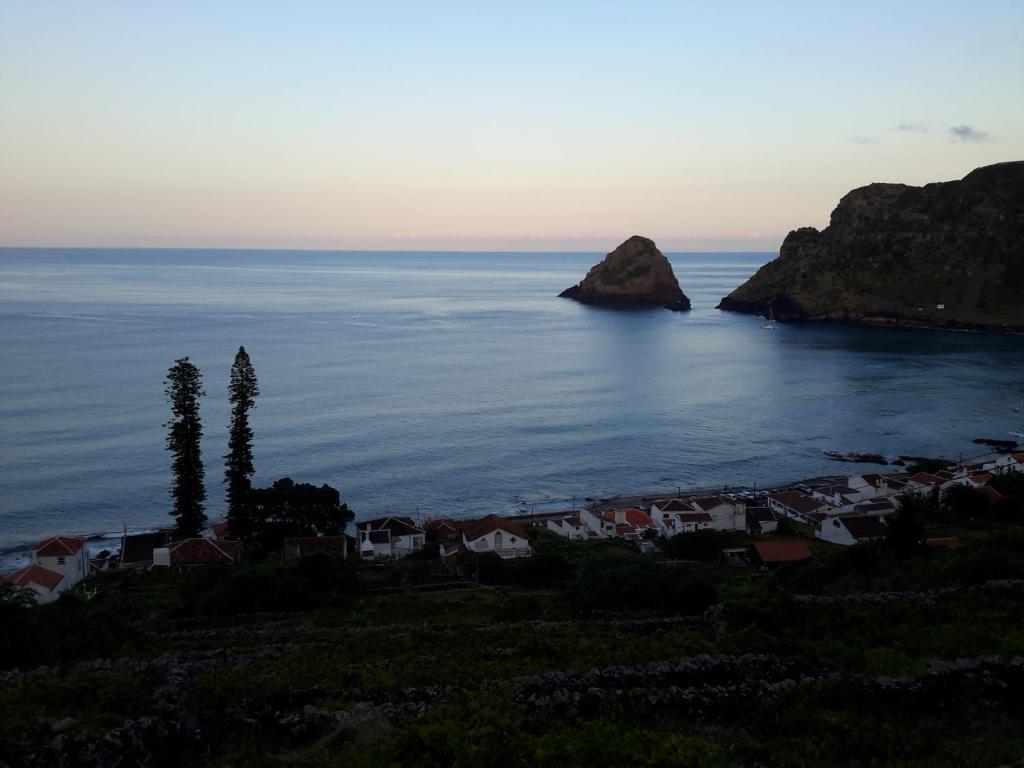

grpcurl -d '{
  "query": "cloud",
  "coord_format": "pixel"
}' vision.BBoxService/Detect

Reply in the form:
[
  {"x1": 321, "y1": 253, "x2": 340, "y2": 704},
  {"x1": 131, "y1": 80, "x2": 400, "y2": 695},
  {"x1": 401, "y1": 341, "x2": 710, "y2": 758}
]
[
  {"x1": 851, "y1": 136, "x2": 878, "y2": 145},
  {"x1": 897, "y1": 122, "x2": 930, "y2": 133},
  {"x1": 949, "y1": 125, "x2": 991, "y2": 142}
]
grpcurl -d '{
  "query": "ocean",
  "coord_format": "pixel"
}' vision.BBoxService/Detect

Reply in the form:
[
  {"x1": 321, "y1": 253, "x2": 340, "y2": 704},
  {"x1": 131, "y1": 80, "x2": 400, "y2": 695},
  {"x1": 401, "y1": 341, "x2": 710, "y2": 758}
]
[{"x1": 2, "y1": 248, "x2": 1024, "y2": 561}]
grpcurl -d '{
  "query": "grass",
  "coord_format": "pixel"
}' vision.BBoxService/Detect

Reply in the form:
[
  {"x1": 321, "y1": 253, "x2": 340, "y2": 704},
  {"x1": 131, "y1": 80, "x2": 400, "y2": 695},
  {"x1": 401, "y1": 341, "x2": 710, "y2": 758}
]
[{"x1": 4, "y1": 522, "x2": 1024, "y2": 766}]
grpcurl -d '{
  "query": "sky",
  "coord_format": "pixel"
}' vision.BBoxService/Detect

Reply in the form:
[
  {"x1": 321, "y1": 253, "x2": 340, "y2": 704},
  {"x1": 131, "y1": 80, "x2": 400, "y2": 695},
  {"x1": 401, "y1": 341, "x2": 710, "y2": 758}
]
[{"x1": 1, "y1": 1, "x2": 1022, "y2": 251}]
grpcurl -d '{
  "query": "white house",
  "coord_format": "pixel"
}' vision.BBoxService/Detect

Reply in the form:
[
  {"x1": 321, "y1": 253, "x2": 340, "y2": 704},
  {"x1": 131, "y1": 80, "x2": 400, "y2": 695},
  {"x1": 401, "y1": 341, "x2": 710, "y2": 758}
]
[
  {"x1": 602, "y1": 508, "x2": 658, "y2": 539},
  {"x1": 810, "y1": 485, "x2": 859, "y2": 508},
  {"x1": 817, "y1": 514, "x2": 888, "y2": 546},
  {"x1": 462, "y1": 515, "x2": 533, "y2": 559},
  {"x1": 1, "y1": 564, "x2": 67, "y2": 604},
  {"x1": 356, "y1": 517, "x2": 426, "y2": 558},
  {"x1": 579, "y1": 507, "x2": 615, "y2": 538},
  {"x1": 546, "y1": 515, "x2": 587, "y2": 540},
  {"x1": 690, "y1": 496, "x2": 745, "y2": 530},
  {"x1": 650, "y1": 499, "x2": 695, "y2": 535},
  {"x1": 34, "y1": 536, "x2": 89, "y2": 588},
  {"x1": 767, "y1": 490, "x2": 829, "y2": 524},
  {"x1": 675, "y1": 512, "x2": 713, "y2": 533}
]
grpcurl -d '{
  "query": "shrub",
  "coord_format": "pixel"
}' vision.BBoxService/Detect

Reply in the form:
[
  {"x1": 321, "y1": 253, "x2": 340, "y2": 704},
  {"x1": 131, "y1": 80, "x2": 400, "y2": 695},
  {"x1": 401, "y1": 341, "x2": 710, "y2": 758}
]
[{"x1": 567, "y1": 558, "x2": 718, "y2": 615}]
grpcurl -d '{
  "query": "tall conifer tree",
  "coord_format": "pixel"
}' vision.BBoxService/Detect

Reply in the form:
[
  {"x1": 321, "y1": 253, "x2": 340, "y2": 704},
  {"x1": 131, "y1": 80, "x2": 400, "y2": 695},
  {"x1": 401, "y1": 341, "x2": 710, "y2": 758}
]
[
  {"x1": 165, "y1": 357, "x2": 206, "y2": 536},
  {"x1": 225, "y1": 346, "x2": 259, "y2": 538}
]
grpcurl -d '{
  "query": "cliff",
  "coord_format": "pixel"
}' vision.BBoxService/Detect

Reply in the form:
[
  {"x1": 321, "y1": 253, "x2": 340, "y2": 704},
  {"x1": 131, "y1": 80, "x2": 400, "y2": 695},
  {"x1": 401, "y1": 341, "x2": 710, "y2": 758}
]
[
  {"x1": 560, "y1": 236, "x2": 691, "y2": 311},
  {"x1": 718, "y1": 161, "x2": 1024, "y2": 331}
]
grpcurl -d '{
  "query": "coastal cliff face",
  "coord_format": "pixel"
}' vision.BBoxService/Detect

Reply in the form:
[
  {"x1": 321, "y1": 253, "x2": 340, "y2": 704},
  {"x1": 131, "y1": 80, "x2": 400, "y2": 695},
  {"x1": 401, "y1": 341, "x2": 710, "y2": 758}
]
[
  {"x1": 718, "y1": 161, "x2": 1024, "y2": 331},
  {"x1": 560, "y1": 236, "x2": 691, "y2": 311}
]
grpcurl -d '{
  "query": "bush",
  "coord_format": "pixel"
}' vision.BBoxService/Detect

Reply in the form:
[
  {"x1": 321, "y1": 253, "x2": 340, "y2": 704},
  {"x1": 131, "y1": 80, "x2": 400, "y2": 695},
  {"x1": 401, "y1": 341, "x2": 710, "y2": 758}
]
[
  {"x1": 506, "y1": 553, "x2": 575, "y2": 588},
  {"x1": 184, "y1": 554, "x2": 359, "y2": 617},
  {"x1": 658, "y1": 530, "x2": 747, "y2": 562},
  {"x1": 567, "y1": 558, "x2": 718, "y2": 616}
]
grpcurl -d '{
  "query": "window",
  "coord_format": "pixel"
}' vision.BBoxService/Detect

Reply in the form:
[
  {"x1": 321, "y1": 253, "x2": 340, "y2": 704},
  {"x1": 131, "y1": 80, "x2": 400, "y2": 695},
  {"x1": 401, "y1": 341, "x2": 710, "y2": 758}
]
[
  {"x1": 57, "y1": 556, "x2": 66, "y2": 565},
  {"x1": 494, "y1": 531, "x2": 503, "y2": 548}
]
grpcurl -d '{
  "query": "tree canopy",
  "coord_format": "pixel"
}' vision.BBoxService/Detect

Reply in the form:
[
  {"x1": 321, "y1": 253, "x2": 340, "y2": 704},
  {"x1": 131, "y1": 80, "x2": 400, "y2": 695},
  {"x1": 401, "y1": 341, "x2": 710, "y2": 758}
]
[
  {"x1": 165, "y1": 357, "x2": 206, "y2": 537},
  {"x1": 225, "y1": 346, "x2": 259, "y2": 538},
  {"x1": 245, "y1": 477, "x2": 353, "y2": 550}
]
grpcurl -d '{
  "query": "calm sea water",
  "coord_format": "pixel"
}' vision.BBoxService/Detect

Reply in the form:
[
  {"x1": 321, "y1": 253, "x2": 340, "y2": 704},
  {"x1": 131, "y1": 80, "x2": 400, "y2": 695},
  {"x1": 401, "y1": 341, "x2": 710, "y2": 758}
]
[{"x1": 2, "y1": 248, "x2": 1024, "y2": 553}]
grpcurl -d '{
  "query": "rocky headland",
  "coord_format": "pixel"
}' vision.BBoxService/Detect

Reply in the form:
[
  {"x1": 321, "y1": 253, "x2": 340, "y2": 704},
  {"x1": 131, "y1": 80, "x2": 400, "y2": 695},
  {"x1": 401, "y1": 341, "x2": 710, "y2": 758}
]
[
  {"x1": 718, "y1": 161, "x2": 1024, "y2": 331},
  {"x1": 560, "y1": 235, "x2": 691, "y2": 311}
]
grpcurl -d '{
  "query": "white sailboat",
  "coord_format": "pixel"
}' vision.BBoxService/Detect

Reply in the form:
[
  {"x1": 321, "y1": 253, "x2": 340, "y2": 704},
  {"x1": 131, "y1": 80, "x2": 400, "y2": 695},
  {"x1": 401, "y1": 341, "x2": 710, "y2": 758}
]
[{"x1": 762, "y1": 305, "x2": 777, "y2": 330}]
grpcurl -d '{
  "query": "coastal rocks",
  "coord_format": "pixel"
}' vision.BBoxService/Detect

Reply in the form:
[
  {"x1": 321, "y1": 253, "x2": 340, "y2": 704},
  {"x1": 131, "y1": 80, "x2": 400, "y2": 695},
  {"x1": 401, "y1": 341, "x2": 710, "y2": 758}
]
[
  {"x1": 718, "y1": 161, "x2": 1024, "y2": 332},
  {"x1": 560, "y1": 236, "x2": 691, "y2": 311},
  {"x1": 824, "y1": 451, "x2": 889, "y2": 465}
]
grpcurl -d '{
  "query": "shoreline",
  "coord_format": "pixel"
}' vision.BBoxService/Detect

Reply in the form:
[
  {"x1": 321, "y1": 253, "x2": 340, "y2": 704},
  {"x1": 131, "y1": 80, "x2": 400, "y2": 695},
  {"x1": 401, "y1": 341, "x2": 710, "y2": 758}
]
[{"x1": 0, "y1": 470, "x2": 862, "y2": 575}]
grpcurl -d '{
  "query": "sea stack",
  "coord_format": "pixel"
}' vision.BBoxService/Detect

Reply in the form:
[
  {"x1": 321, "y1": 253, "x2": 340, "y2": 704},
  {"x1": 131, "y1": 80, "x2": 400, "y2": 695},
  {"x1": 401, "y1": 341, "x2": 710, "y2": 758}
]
[
  {"x1": 717, "y1": 161, "x2": 1024, "y2": 332},
  {"x1": 559, "y1": 236, "x2": 691, "y2": 311}
]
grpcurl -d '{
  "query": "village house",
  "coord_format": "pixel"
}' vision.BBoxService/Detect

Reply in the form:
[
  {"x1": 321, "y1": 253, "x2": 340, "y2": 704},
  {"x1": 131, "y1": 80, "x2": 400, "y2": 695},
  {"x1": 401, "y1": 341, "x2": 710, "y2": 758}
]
[
  {"x1": 810, "y1": 485, "x2": 859, "y2": 508},
  {"x1": 1, "y1": 563, "x2": 68, "y2": 603},
  {"x1": 3, "y1": 535, "x2": 97, "y2": 602},
  {"x1": 845, "y1": 474, "x2": 890, "y2": 502},
  {"x1": 425, "y1": 518, "x2": 462, "y2": 542},
  {"x1": 462, "y1": 514, "x2": 533, "y2": 559},
  {"x1": 691, "y1": 495, "x2": 745, "y2": 530},
  {"x1": 745, "y1": 506, "x2": 777, "y2": 534},
  {"x1": 357, "y1": 517, "x2": 426, "y2": 558},
  {"x1": 852, "y1": 498, "x2": 899, "y2": 517},
  {"x1": 649, "y1": 498, "x2": 695, "y2": 534},
  {"x1": 767, "y1": 490, "x2": 829, "y2": 524},
  {"x1": 284, "y1": 536, "x2": 348, "y2": 559},
  {"x1": 817, "y1": 514, "x2": 888, "y2": 546},
  {"x1": 33, "y1": 536, "x2": 90, "y2": 587},
  {"x1": 579, "y1": 507, "x2": 616, "y2": 538},
  {"x1": 546, "y1": 515, "x2": 587, "y2": 540},
  {"x1": 907, "y1": 472, "x2": 947, "y2": 493},
  {"x1": 676, "y1": 512, "x2": 713, "y2": 534},
  {"x1": 119, "y1": 531, "x2": 170, "y2": 570},
  {"x1": 603, "y1": 508, "x2": 657, "y2": 540},
  {"x1": 153, "y1": 538, "x2": 244, "y2": 570}
]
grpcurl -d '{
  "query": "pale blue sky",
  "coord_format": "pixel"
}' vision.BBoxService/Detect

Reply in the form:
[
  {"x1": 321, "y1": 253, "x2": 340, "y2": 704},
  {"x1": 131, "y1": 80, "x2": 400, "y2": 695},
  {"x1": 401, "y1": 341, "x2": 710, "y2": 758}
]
[{"x1": 1, "y1": 1, "x2": 1021, "y2": 250}]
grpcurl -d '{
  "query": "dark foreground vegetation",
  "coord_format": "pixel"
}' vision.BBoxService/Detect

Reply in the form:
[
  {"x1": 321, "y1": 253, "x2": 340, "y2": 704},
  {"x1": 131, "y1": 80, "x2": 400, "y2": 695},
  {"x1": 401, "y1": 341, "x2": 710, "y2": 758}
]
[{"x1": 3, "y1": 525, "x2": 1024, "y2": 767}]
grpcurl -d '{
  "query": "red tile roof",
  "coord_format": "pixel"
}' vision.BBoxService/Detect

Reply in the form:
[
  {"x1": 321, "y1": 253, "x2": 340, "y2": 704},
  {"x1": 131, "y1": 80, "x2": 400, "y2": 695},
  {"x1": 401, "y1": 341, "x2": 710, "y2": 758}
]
[
  {"x1": 691, "y1": 496, "x2": 728, "y2": 511},
  {"x1": 604, "y1": 508, "x2": 656, "y2": 527},
  {"x1": 1011, "y1": 452, "x2": 1024, "y2": 464},
  {"x1": 909, "y1": 472, "x2": 945, "y2": 487},
  {"x1": 768, "y1": 491, "x2": 826, "y2": 516},
  {"x1": 2, "y1": 563, "x2": 65, "y2": 591},
  {"x1": 926, "y1": 537, "x2": 961, "y2": 548},
  {"x1": 462, "y1": 514, "x2": 529, "y2": 542},
  {"x1": 969, "y1": 473, "x2": 993, "y2": 485},
  {"x1": 211, "y1": 521, "x2": 231, "y2": 538},
  {"x1": 168, "y1": 538, "x2": 242, "y2": 565},
  {"x1": 654, "y1": 498, "x2": 694, "y2": 513},
  {"x1": 36, "y1": 536, "x2": 86, "y2": 557},
  {"x1": 753, "y1": 540, "x2": 812, "y2": 564}
]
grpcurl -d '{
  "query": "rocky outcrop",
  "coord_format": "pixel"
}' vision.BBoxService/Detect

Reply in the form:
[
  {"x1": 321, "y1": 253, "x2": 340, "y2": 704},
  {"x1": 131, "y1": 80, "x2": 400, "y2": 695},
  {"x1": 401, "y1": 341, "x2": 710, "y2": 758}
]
[
  {"x1": 718, "y1": 161, "x2": 1024, "y2": 331},
  {"x1": 560, "y1": 236, "x2": 691, "y2": 311}
]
